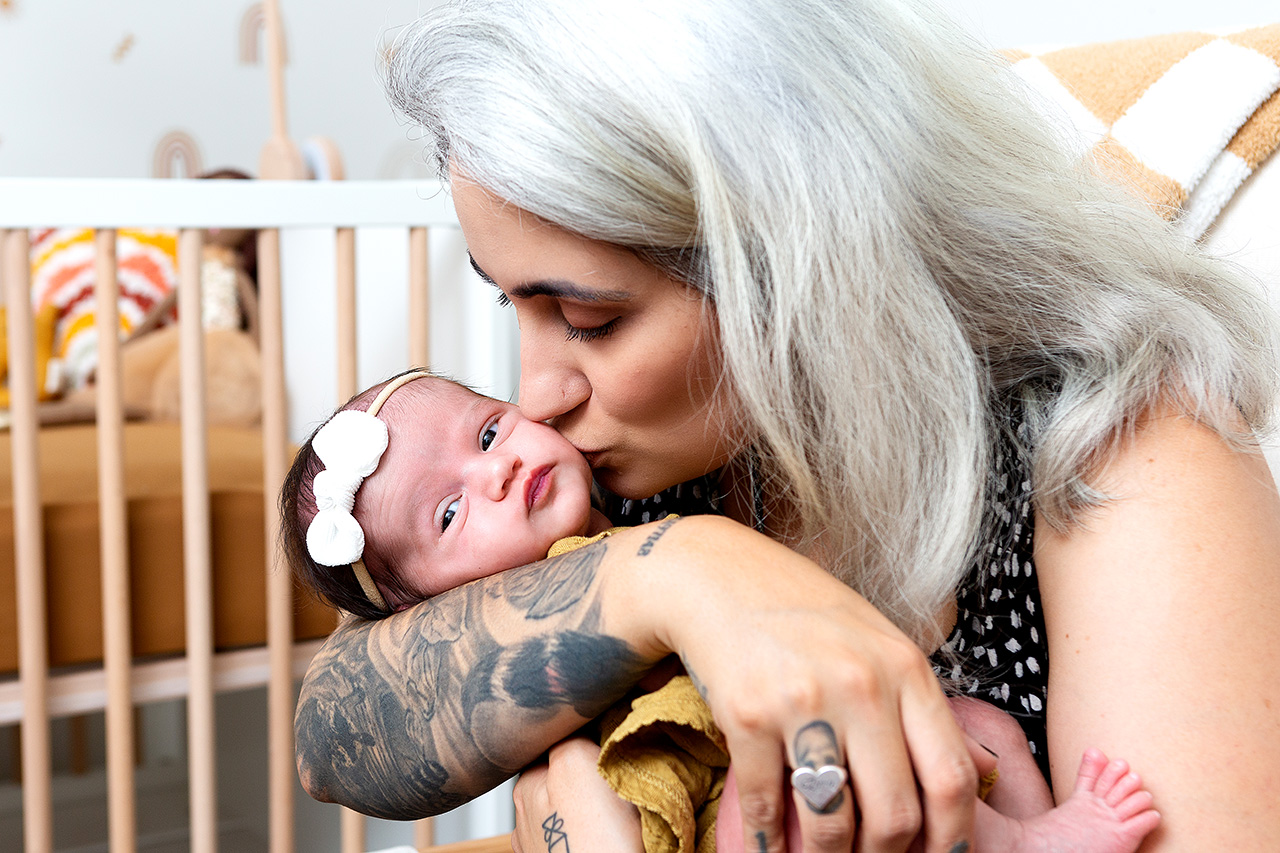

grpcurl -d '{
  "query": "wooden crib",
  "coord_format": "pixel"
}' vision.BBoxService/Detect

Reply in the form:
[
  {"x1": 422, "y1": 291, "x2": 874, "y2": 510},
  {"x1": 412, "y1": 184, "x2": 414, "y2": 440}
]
[{"x1": 0, "y1": 177, "x2": 513, "y2": 853}]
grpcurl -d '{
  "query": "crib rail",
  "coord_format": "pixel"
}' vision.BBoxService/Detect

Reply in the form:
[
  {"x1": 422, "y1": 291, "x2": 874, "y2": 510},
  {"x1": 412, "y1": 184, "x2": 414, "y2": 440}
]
[{"x1": 0, "y1": 178, "x2": 503, "y2": 853}]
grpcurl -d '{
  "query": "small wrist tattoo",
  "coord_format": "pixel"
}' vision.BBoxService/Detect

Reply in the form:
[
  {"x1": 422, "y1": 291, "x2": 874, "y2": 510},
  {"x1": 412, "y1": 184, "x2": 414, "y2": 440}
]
[{"x1": 542, "y1": 811, "x2": 571, "y2": 852}]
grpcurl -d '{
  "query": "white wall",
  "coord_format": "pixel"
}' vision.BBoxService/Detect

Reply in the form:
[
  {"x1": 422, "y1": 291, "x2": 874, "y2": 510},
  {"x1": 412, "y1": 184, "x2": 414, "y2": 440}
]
[
  {"x1": 0, "y1": 0, "x2": 440, "y2": 180},
  {"x1": 1, "y1": 1, "x2": 1273, "y2": 180}
]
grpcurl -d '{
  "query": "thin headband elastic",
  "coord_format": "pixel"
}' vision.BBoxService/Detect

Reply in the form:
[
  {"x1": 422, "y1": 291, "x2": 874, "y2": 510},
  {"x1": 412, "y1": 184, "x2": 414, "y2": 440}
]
[{"x1": 305, "y1": 371, "x2": 433, "y2": 612}]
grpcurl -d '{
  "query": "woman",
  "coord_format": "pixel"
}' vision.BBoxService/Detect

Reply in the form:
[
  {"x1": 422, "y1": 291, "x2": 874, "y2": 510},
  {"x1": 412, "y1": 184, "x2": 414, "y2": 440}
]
[{"x1": 294, "y1": 1, "x2": 1280, "y2": 850}]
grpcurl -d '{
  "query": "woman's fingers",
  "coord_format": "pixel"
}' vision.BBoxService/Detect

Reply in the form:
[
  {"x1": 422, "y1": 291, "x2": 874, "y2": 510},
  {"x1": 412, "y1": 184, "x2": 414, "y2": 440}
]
[
  {"x1": 721, "y1": 650, "x2": 974, "y2": 853},
  {"x1": 642, "y1": 519, "x2": 975, "y2": 852},
  {"x1": 788, "y1": 720, "x2": 857, "y2": 853},
  {"x1": 841, "y1": 715, "x2": 921, "y2": 853},
  {"x1": 899, "y1": 668, "x2": 977, "y2": 853},
  {"x1": 721, "y1": 735, "x2": 790, "y2": 852}
]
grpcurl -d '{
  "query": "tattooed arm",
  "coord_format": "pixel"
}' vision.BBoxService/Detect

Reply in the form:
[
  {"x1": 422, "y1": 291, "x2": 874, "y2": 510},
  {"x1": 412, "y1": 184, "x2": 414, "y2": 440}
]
[
  {"x1": 295, "y1": 515, "x2": 977, "y2": 853},
  {"x1": 295, "y1": 537, "x2": 654, "y2": 818}
]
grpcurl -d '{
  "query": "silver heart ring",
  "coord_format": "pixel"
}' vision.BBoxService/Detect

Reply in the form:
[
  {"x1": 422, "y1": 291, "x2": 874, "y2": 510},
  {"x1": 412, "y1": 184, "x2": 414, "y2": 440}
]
[{"x1": 790, "y1": 764, "x2": 848, "y2": 811}]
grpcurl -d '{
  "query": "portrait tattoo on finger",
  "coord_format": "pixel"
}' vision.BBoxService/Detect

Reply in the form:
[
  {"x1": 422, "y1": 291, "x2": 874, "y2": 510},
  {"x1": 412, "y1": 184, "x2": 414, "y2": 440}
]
[
  {"x1": 793, "y1": 720, "x2": 846, "y2": 814},
  {"x1": 543, "y1": 812, "x2": 571, "y2": 852}
]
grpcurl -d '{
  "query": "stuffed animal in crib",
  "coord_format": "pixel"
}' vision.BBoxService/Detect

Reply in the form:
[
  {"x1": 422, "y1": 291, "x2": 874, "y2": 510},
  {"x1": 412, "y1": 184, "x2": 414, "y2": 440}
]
[
  {"x1": 59, "y1": 225, "x2": 263, "y2": 429},
  {"x1": 21, "y1": 169, "x2": 264, "y2": 428},
  {"x1": 0, "y1": 303, "x2": 64, "y2": 411}
]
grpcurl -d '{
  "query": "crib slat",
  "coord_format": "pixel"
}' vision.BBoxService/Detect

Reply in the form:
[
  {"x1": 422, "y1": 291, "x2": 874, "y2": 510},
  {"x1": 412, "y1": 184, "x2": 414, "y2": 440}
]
[
  {"x1": 93, "y1": 228, "x2": 139, "y2": 853},
  {"x1": 334, "y1": 222, "x2": 367, "y2": 853},
  {"x1": 258, "y1": 228, "x2": 296, "y2": 853},
  {"x1": 178, "y1": 227, "x2": 219, "y2": 853},
  {"x1": 336, "y1": 227, "x2": 358, "y2": 399},
  {"x1": 414, "y1": 817, "x2": 436, "y2": 849},
  {"x1": 409, "y1": 226, "x2": 430, "y2": 368},
  {"x1": 4, "y1": 229, "x2": 55, "y2": 853},
  {"x1": 408, "y1": 225, "x2": 437, "y2": 847},
  {"x1": 342, "y1": 810, "x2": 366, "y2": 853}
]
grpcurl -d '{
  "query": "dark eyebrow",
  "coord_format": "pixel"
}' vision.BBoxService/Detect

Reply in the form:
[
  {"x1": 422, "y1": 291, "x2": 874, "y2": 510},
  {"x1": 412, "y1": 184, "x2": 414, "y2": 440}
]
[{"x1": 467, "y1": 252, "x2": 632, "y2": 303}]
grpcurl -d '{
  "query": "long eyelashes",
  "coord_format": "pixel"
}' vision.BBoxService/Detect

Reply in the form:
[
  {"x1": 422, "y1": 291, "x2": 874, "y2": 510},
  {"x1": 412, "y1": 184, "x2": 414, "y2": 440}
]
[
  {"x1": 564, "y1": 319, "x2": 619, "y2": 342},
  {"x1": 491, "y1": 289, "x2": 618, "y2": 342}
]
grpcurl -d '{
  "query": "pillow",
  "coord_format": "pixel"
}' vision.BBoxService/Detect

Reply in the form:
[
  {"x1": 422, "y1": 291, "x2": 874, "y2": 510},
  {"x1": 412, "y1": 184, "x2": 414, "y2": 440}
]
[{"x1": 28, "y1": 228, "x2": 178, "y2": 391}]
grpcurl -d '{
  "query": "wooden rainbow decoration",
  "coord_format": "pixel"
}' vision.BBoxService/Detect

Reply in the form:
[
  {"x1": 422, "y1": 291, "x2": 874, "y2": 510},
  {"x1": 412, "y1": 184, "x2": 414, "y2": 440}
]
[
  {"x1": 152, "y1": 130, "x2": 204, "y2": 179},
  {"x1": 240, "y1": 2, "x2": 288, "y2": 65}
]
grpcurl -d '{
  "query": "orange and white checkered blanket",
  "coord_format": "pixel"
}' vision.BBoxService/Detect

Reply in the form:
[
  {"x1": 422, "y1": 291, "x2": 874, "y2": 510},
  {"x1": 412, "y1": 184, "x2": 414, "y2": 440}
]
[{"x1": 1006, "y1": 24, "x2": 1280, "y2": 239}]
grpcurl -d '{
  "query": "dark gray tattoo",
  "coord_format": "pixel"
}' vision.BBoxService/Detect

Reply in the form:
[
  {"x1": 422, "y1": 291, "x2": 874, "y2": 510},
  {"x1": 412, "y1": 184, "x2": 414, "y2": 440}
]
[
  {"x1": 294, "y1": 538, "x2": 653, "y2": 819},
  {"x1": 680, "y1": 656, "x2": 710, "y2": 702},
  {"x1": 949, "y1": 844, "x2": 970, "y2": 853},
  {"x1": 755, "y1": 830, "x2": 768, "y2": 852},
  {"x1": 542, "y1": 812, "x2": 570, "y2": 852},
  {"x1": 637, "y1": 515, "x2": 680, "y2": 556},
  {"x1": 793, "y1": 720, "x2": 846, "y2": 814}
]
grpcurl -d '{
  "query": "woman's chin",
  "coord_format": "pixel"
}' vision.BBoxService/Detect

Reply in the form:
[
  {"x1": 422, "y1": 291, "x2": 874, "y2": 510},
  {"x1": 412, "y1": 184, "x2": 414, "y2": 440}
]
[{"x1": 591, "y1": 468, "x2": 678, "y2": 502}]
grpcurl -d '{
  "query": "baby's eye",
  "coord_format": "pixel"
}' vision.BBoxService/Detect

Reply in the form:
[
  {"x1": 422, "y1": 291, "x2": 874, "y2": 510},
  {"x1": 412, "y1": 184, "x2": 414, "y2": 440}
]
[
  {"x1": 441, "y1": 499, "x2": 460, "y2": 532},
  {"x1": 480, "y1": 422, "x2": 499, "y2": 451}
]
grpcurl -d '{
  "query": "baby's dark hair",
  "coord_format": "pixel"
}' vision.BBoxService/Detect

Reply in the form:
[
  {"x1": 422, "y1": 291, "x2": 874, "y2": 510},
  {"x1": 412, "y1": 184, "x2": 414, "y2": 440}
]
[{"x1": 280, "y1": 368, "x2": 466, "y2": 620}]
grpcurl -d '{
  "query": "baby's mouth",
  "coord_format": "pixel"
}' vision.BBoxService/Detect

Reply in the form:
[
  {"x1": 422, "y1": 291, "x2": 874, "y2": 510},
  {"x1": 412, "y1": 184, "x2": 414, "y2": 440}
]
[{"x1": 525, "y1": 466, "x2": 552, "y2": 509}]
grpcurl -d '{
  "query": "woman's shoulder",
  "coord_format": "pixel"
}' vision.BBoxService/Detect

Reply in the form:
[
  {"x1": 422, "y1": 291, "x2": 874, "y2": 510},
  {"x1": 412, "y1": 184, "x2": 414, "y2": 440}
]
[{"x1": 1032, "y1": 403, "x2": 1280, "y2": 819}]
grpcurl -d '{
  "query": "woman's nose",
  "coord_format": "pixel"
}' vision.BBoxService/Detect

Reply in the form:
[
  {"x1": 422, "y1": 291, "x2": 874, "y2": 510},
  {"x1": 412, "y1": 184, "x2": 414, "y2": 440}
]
[{"x1": 516, "y1": 344, "x2": 591, "y2": 422}]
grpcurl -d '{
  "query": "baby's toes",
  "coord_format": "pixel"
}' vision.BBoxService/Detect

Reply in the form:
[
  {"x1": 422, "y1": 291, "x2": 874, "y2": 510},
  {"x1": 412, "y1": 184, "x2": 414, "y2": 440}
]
[
  {"x1": 1093, "y1": 758, "x2": 1132, "y2": 797},
  {"x1": 1073, "y1": 748, "x2": 1111, "y2": 793},
  {"x1": 1114, "y1": 788, "x2": 1157, "y2": 822},
  {"x1": 1103, "y1": 770, "x2": 1143, "y2": 809}
]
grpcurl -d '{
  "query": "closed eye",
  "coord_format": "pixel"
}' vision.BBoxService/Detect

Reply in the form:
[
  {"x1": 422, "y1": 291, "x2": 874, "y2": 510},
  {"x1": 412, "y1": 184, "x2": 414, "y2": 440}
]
[{"x1": 565, "y1": 318, "x2": 619, "y2": 342}]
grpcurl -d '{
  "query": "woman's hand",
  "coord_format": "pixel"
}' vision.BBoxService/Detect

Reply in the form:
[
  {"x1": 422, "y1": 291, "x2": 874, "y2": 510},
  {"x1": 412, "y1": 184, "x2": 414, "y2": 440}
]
[
  {"x1": 513, "y1": 738, "x2": 644, "y2": 853},
  {"x1": 600, "y1": 516, "x2": 976, "y2": 853},
  {"x1": 294, "y1": 513, "x2": 974, "y2": 849}
]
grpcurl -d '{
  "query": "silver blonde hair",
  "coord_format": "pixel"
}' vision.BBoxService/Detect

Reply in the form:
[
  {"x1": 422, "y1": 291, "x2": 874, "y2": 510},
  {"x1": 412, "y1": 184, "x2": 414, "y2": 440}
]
[{"x1": 385, "y1": 0, "x2": 1279, "y2": 646}]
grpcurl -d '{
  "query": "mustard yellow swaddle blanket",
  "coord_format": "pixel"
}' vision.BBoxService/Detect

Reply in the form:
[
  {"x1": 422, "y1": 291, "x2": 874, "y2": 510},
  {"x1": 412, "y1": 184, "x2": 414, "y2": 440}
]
[{"x1": 598, "y1": 676, "x2": 729, "y2": 853}]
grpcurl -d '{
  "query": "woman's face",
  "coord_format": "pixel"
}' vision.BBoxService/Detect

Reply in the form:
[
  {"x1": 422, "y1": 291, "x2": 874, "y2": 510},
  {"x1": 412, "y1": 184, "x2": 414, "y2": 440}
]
[{"x1": 451, "y1": 175, "x2": 740, "y2": 499}]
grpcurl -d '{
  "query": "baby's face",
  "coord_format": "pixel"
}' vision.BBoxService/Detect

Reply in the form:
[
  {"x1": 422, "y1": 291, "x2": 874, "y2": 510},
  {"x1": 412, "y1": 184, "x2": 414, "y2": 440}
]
[{"x1": 358, "y1": 380, "x2": 594, "y2": 608}]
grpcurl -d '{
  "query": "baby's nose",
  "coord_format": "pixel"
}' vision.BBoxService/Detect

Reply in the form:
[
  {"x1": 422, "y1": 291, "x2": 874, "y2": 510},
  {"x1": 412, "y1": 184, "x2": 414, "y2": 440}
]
[{"x1": 480, "y1": 452, "x2": 520, "y2": 500}]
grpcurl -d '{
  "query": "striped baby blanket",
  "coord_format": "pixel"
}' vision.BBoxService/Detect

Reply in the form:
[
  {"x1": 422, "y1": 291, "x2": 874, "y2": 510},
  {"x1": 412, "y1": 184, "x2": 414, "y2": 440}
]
[{"x1": 1006, "y1": 24, "x2": 1280, "y2": 239}]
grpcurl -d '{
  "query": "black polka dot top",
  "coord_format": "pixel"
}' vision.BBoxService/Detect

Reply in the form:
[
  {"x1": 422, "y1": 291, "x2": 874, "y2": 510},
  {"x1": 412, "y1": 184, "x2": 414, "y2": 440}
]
[
  {"x1": 931, "y1": 416, "x2": 1051, "y2": 782},
  {"x1": 604, "y1": 419, "x2": 1052, "y2": 783}
]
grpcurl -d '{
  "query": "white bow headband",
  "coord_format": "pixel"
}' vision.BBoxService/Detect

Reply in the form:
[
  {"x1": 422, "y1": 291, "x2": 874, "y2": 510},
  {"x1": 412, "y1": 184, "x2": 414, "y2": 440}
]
[{"x1": 306, "y1": 371, "x2": 432, "y2": 612}]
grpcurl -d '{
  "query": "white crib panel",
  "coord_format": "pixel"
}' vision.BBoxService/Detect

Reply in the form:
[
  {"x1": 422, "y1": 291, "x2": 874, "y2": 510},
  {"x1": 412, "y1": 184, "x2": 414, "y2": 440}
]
[
  {"x1": 0, "y1": 179, "x2": 456, "y2": 229},
  {"x1": 353, "y1": 227, "x2": 408, "y2": 395}
]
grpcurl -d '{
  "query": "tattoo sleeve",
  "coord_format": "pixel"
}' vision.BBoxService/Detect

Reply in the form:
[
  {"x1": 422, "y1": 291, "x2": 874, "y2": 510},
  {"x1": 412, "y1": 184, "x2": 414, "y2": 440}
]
[{"x1": 294, "y1": 539, "x2": 652, "y2": 819}]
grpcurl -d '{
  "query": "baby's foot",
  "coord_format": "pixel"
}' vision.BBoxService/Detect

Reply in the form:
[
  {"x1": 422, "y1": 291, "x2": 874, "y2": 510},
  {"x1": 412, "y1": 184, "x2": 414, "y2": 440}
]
[
  {"x1": 977, "y1": 742, "x2": 1162, "y2": 850},
  {"x1": 993, "y1": 748, "x2": 1160, "y2": 853}
]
